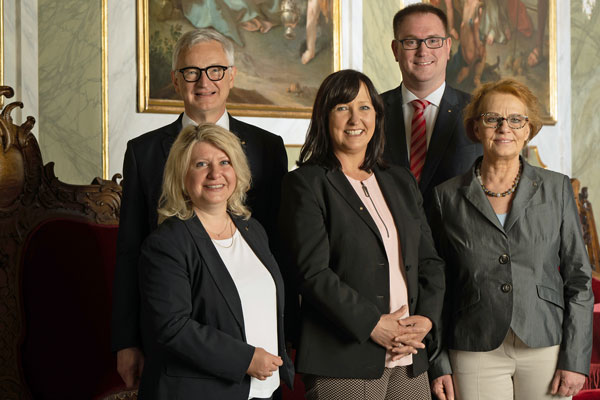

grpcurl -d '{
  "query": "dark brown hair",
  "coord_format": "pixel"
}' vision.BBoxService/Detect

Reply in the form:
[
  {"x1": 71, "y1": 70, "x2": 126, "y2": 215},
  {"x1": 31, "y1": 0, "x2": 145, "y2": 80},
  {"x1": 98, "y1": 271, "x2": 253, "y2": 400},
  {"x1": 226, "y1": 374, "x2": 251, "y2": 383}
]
[
  {"x1": 392, "y1": 4, "x2": 449, "y2": 39},
  {"x1": 298, "y1": 69, "x2": 385, "y2": 171}
]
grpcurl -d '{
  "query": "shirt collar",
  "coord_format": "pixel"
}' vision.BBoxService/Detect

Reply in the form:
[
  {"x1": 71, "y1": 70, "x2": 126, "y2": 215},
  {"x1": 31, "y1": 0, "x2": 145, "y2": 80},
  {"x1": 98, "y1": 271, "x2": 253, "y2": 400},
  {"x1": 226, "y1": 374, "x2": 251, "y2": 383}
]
[
  {"x1": 182, "y1": 109, "x2": 230, "y2": 130},
  {"x1": 401, "y1": 82, "x2": 446, "y2": 107}
]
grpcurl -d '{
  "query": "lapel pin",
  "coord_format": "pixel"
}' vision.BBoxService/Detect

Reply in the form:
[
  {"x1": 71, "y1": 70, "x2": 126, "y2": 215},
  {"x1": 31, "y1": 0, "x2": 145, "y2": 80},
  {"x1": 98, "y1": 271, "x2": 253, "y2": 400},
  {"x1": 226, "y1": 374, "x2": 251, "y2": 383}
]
[{"x1": 241, "y1": 141, "x2": 246, "y2": 145}]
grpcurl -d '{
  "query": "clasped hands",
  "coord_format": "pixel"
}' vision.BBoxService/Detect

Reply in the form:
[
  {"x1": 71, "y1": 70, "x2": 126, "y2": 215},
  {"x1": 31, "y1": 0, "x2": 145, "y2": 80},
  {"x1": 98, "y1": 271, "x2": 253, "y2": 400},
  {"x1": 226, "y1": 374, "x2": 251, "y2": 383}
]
[{"x1": 370, "y1": 305, "x2": 432, "y2": 361}]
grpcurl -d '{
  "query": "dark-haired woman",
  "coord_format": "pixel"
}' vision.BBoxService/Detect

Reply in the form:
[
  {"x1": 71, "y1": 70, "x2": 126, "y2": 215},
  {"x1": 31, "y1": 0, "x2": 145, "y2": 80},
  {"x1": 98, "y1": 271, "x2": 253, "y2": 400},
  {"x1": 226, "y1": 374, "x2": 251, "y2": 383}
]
[{"x1": 278, "y1": 69, "x2": 445, "y2": 400}]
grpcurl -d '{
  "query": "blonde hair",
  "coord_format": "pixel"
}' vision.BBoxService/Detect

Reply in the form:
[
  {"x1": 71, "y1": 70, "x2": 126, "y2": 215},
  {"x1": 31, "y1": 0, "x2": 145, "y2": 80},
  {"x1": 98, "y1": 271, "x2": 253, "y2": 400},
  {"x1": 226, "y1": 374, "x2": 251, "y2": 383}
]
[
  {"x1": 463, "y1": 78, "x2": 543, "y2": 143},
  {"x1": 157, "y1": 123, "x2": 251, "y2": 224}
]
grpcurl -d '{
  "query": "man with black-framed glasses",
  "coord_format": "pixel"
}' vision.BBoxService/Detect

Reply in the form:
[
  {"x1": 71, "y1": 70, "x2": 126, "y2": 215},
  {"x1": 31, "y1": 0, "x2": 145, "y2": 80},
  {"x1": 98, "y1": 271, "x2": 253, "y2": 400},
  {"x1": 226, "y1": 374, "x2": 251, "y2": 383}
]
[
  {"x1": 111, "y1": 28, "x2": 288, "y2": 391},
  {"x1": 382, "y1": 3, "x2": 481, "y2": 220}
]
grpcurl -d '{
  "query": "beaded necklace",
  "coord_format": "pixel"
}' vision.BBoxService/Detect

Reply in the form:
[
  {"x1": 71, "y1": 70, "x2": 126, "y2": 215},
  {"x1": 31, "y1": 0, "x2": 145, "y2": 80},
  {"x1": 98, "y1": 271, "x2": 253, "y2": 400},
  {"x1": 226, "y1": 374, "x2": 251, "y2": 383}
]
[{"x1": 476, "y1": 160, "x2": 523, "y2": 198}]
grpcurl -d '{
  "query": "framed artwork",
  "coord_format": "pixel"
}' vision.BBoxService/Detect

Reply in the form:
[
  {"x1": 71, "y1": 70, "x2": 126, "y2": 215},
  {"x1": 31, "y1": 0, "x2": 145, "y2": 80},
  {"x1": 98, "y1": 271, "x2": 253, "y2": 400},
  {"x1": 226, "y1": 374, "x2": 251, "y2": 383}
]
[
  {"x1": 427, "y1": 0, "x2": 556, "y2": 124},
  {"x1": 137, "y1": 0, "x2": 341, "y2": 118}
]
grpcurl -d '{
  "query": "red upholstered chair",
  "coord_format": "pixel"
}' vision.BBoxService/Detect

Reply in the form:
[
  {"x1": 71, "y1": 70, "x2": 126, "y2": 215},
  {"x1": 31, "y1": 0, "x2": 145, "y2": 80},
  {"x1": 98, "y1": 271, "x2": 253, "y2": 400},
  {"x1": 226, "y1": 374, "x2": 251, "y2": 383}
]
[{"x1": 0, "y1": 87, "x2": 135, "y2": 399}]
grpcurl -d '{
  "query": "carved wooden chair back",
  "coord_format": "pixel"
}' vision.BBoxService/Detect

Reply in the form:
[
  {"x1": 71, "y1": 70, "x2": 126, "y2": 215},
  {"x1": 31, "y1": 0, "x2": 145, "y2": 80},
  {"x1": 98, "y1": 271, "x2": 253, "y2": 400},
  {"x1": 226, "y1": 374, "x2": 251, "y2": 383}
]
[
  {"x1": 571, "y1": 178, "x2": 600, "y2": 278},
  {"x1": 0, "y1": 87, "x2": 135, "y2": 399}
]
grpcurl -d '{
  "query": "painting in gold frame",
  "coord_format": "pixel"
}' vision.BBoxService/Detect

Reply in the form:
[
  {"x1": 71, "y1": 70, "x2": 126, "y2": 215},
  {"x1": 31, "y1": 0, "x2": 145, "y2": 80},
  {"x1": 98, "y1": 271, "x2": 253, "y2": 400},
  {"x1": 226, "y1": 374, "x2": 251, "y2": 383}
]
[
  {"x1": 137, "y1": 0, "x2": 341, "y2": 118},
  {"x1": 427, "y1": 0, "x2": 556, "y2": 124}
]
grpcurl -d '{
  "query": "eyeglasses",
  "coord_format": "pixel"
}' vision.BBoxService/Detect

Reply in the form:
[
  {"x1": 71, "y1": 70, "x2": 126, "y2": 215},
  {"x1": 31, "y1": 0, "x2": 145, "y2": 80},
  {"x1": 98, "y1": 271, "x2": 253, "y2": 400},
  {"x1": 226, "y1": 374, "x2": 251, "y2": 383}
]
[
  {"x1": 396, "y1": 37, "x2": 448, "y2": 50},
  {"x1": 479, "y1": 113, "x2": 529, "y2": 129},
  {"x1": 178, "y1": 65, "x2": 231, "y2": 82}
]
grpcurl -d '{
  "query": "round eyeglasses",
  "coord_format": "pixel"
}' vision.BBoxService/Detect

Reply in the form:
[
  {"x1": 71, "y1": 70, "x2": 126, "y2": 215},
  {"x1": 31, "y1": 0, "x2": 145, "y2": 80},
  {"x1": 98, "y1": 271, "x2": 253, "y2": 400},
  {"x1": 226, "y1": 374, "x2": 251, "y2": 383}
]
[
  {"x1": 396, "y1": 37, "x2": 448, "y2": 50},
  {"x1": 178, "y1": 65, "x2": 231, "y2": 82},
  {"x1": 479, "y1": 113, "x2": 529, "y2": 129}
]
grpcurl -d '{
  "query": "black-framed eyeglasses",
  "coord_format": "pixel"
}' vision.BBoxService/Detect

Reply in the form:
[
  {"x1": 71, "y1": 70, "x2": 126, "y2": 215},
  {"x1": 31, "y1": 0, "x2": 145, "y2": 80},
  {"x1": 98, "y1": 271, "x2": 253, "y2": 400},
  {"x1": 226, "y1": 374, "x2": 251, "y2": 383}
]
[
  {"x1": 178, "y1": 65, "x2": 231, "y2": 82},
  {"x1": 479, "y1": 112, "x2": 529, "y2": 129},
  {"x1": 396, "y1": 37, "x2": 448, "y2": 50}
]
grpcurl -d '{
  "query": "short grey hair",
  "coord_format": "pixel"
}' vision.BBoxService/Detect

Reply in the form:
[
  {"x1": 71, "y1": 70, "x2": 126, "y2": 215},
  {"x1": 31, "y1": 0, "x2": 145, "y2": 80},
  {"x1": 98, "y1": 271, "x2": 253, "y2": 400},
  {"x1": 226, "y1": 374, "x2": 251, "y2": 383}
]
[{"x1": 171, "y1": 28, "x2": 235, "y2": 70}]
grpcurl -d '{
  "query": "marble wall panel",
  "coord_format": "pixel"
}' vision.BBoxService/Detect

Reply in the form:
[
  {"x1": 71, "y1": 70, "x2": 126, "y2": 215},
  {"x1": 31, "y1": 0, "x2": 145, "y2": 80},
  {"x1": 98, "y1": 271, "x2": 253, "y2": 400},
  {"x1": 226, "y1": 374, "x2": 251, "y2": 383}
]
[
  {"x1": 38, "y1": 0, "x2": 102, "y2": 184},
  {"x1": 362, "y1": 0, "x2": 402, "y2": 93},
  {"x1": 571, "y1": 1, "x2": 600, "y2": 220}
]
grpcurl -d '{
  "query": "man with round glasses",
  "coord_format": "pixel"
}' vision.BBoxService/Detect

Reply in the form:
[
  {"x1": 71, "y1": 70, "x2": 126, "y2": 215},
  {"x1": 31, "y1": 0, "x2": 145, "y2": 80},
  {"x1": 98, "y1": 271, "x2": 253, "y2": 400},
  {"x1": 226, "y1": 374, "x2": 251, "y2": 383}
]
[
  {"x1": 381, "y1": 3, "x2": 482, "y2": 217},
  {"x1": 111, "y1": 28, "x2": 288, "y2": 389}
]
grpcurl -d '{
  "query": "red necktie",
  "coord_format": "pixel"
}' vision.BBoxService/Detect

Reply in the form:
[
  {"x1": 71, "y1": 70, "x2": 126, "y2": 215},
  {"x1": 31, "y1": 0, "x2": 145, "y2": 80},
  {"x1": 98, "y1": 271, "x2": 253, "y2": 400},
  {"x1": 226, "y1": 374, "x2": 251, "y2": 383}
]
[{"x1": 410, "y1": 99, "x2": 430, "y2": 182}]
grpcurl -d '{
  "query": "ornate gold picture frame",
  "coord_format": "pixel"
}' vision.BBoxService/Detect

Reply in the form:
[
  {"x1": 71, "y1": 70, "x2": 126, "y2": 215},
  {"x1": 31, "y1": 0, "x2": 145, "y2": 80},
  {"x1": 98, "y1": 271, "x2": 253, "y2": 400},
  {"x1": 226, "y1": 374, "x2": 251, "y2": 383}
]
[
  {"x1": 137, "y1": 0, "x2": 341, "y2": 118},
  {"x1": 427, "y1": 0, "x2": 557, "y2": 124}
]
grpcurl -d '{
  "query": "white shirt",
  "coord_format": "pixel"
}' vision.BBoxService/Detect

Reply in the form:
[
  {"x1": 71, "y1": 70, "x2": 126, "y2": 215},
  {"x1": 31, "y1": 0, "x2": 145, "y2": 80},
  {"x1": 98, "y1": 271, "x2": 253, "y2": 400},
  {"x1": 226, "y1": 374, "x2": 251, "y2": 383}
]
[
  {"x1": 212, "y1": 229, "x2": 280, "y2": 399},
  {"x1": 402, "y1": 83, "x2": 445, "y2": 162},
  {"x1": 181, "y1": 109, "x2": 230, "y2": 130}
]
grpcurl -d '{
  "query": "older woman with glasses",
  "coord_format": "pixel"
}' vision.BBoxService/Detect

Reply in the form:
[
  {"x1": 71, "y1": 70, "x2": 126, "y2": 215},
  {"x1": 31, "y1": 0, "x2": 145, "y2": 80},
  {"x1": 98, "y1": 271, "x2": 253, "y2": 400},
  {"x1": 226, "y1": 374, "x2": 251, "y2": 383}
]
[{"x1": 429, "y1": 79, "x2": 593, "y2": 400}]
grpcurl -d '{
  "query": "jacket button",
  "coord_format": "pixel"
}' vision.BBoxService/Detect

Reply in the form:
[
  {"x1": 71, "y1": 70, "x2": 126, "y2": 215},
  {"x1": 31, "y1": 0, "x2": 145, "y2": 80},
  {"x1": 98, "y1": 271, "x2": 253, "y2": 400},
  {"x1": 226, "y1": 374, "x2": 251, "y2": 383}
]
[
  {"x1": 405, "y1": 264, "x2": 411, "y2": 271},
  {"x1": 501, "y1": 283, "x2": 512, "y2": 293},
  {"x1": 410, "y1": 297, "x2": 415, "y2": 304},
  {"x1": 499, "y1": 254, "x2": 510, "y2": 264}
]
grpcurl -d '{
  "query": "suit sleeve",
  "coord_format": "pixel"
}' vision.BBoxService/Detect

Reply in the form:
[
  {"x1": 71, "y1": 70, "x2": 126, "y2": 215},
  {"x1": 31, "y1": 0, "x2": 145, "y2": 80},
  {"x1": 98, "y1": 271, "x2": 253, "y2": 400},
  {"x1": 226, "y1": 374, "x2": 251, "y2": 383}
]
[
  {"x1": 557, "y1": 175, "x2": 594, "y2": 375},
  {"x1": 427, "y1": 187, "x2": 453, "y2": 380},
  {"x1": 266, "y1": 135, "x2": 288, "y2": 238},
  {"x1": 139, "y1": 231, "x2": 255, "y2": 382},
  {"x1": 278, "y1": 172, "x2": 381, "y2": 343},
  {"x1": 111, "y1": 142, "x2": 148, "y2": 352}
]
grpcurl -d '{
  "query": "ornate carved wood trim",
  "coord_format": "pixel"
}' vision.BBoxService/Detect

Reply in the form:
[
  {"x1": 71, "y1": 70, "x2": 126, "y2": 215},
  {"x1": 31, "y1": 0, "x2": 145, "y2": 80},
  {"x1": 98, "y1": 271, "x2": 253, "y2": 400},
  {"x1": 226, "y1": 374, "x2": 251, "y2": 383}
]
[
  {"x1": 0, "y1": 86, "x2": 124, "y2": 399},
  {"x1": 571, "y1": 178, "x2": 600, "y2": 275}
]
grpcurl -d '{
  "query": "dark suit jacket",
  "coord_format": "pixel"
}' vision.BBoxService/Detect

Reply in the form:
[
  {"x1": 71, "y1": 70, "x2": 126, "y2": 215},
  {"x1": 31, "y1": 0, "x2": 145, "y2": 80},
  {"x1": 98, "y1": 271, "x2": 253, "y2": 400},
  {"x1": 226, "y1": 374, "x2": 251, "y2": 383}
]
[
  {"x1": 381, "y1": 84, "x2": 482, "y2": 215},
  {"x1": 278, "y1": 164, "x2": 445, "y2": 379},
  {"x1": 111, "y1": 114, "x2": 287, "y2": 351},
  {"x1": 429, "y1": 158, "x2": 594, "y2": 379},
  {"x1": 137, "y1": 215, "x2": 293, "y2": 400}
]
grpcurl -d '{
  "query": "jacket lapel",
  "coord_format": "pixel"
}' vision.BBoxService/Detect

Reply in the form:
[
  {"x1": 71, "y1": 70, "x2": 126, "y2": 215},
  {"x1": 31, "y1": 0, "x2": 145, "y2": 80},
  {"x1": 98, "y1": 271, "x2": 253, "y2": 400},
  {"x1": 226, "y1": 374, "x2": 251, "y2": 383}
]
[
  {"x1": 503, "y1": 159, "x2": 542, "y2": 233},
  {"x1": 374, "y1": 167, "x2": 411, "y2": 264},
  {"x1": 420, "y1": 87, "x2": 461, "y2": 193},
  {"x1": 326, "y1": 169, "x2": 383, "y2": 243},
  {"x1": 184, "y1": 216, "x2": 246, "y2": 334},
  {"x1": 461, "y1": 165, "x2": 506, "y2": 233},
  {"x1": 161, "y1": 114, "x2": 184, "y2": 159},
  {"x1": 228, "y1": 114, "x2": 249, "y2": 148},
  {"x1": 384, "y1": 87, "x2": 409, "y2": 166}
]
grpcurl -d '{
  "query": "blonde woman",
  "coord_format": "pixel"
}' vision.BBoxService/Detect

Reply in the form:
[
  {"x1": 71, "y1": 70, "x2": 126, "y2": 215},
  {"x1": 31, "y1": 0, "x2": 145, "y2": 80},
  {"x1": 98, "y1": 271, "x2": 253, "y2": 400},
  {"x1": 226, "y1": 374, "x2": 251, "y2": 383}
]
[{"x1": 137, "y1": 123, "x2": 293, "y2": 400}]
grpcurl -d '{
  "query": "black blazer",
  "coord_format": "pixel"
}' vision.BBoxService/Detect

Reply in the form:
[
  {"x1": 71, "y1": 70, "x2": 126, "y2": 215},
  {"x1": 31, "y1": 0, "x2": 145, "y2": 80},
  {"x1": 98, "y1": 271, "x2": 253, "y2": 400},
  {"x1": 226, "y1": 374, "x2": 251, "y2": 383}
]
[
  {"x1": 137, "y1": 215, "x2": 294, "y2": 400},
  {"x1": 278, "y1": 164, "x2": 445, "y2": 379},
  {"x1": 381, "y1": 84, "x2": 482, "y2": 214},
  {"x1": 111, "y1": 114, "x2": 287, "y2": 351}
]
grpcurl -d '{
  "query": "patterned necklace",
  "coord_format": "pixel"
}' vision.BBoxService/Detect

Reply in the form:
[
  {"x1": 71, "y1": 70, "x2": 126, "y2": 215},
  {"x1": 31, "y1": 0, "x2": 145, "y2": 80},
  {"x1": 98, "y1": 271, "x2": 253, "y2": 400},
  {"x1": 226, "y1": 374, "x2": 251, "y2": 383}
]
[{"x1": 476, "y1": 160, "x2": 523, "y2": 198}]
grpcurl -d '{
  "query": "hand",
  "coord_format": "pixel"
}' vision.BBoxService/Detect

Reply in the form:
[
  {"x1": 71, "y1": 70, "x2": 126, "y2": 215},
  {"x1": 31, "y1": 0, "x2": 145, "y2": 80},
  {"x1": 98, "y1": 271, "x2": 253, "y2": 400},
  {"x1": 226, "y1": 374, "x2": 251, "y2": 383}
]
[
  {"x1": 370, "y1": 306, "x2": 412, "y2": 350},
  {"x1": 117, "y1": 347, "x2": 145, "y2": 388},
  {"x1": 396, "y1": 315, "x2": 432, "y2": 344},
  {"x1": 550, "y1": 369, "x2": 586, "y2": 397},
  {"x1": 247, "y1": 347, "x2": 283, "y2": 381},
  {"x1": 389, "y1": 314, "x2": 431, "y2": 361},
  {"x1": 371, "y1": 306, "x2": 428, "y2": 354},
  {"x1": 431, "y1": 374, "x2": 455, "y2": 400}
]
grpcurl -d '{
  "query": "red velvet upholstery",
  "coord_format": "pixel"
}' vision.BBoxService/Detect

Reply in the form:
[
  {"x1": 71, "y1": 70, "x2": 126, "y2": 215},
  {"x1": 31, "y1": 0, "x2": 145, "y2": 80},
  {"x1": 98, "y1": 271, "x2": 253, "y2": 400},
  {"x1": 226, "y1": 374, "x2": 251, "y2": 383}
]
[
  {"x1": 575, "y1": 389, "x2": 600, "y2": 400},
  {"x1": 593, "y1": 277, "x2": 600, "y2": 304},
  {"x1": 20, "y1": 219, "x2": 125, "y2": 399}
]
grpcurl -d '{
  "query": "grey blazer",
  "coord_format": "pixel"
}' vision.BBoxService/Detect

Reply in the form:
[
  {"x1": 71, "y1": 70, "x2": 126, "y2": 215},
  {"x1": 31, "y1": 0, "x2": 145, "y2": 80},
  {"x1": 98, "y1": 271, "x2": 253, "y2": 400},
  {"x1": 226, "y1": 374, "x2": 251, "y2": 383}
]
[{"x1": 429, "y1": 158, "x2": 594, "y2": 379}]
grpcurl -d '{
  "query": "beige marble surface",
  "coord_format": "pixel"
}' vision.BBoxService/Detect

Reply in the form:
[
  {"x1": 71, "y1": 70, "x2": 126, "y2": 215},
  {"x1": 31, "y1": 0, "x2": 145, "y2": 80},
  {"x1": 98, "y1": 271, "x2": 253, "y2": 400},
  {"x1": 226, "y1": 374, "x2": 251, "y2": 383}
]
[
  {"x1": 37, "y1": 0, "x2": 102, "y2": 184},
  {"x1": 571, "y1": 2, "x2": 600, "y2": 221},
  {"x1": 362, "y1": 0, "x2": 403, "y2": 94}
]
